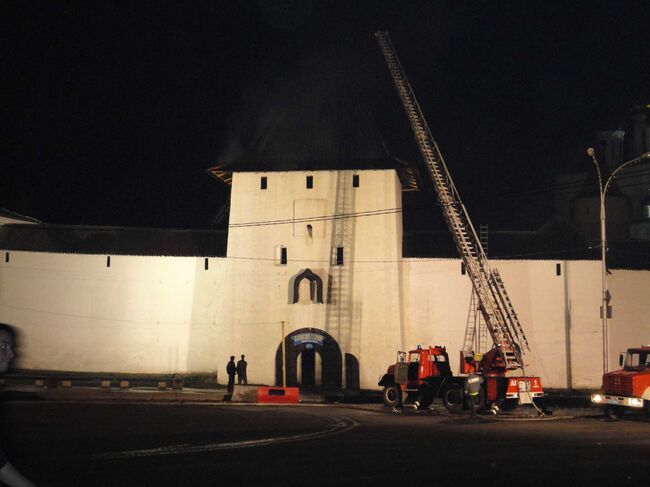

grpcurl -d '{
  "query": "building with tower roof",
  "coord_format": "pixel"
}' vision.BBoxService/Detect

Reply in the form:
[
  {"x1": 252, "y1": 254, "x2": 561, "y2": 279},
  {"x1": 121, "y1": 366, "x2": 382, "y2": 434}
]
[{"x1": 1, "y1": 161, "x2": 649, "y2": 392}]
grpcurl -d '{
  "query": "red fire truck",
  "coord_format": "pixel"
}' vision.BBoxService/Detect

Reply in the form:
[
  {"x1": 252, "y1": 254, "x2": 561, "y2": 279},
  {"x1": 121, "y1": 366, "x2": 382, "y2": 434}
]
[
  {"x1": 379, "y1": 346, "x2": 543, "y2": 412},
  {"x1": 591, "y1": 345, "x2": 650, "y2": 419}
]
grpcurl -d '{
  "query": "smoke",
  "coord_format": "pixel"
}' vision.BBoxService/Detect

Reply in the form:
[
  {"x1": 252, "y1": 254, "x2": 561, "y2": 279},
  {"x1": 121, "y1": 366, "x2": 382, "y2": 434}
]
[{"x1": 216, "y1": 46, "x2": 389, "y2": 170}]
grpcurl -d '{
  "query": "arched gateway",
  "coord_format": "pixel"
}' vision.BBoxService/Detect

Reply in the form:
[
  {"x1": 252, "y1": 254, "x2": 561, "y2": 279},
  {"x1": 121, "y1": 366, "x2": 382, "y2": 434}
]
[{"x1": 275, "y1": 328, "x2": 342, "y2": 389}]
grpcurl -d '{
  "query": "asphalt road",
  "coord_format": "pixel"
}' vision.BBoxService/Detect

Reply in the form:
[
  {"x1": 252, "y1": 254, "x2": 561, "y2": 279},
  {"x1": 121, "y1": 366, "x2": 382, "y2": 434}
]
[{"x1": 1, "y1": 401, "x2": 648, "y2": 486}]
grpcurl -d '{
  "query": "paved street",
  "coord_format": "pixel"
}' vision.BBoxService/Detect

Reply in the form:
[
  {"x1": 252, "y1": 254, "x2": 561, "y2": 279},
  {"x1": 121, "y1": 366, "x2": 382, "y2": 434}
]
[{"x1": 1, "y1": 401, "x2": 648, "y2": 486}]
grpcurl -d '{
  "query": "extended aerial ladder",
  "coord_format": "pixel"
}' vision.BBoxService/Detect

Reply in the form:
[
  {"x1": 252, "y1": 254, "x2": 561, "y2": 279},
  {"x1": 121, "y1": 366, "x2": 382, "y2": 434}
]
[{"x1": 375, "y1": 31, "x2": 529, "y2": 371}]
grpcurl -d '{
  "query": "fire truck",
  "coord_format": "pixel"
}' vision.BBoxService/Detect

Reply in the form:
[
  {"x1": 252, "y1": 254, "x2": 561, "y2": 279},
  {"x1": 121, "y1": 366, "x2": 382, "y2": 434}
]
[
  {"x1": 374, "y1": 32, "x2": 543, "y2": 412},
  {"x1": 379, "y1": 346, "x2": 543, "y2": 412},
  {"x1": 591, "y1": 345, "x2": 650, "y2": 419}
]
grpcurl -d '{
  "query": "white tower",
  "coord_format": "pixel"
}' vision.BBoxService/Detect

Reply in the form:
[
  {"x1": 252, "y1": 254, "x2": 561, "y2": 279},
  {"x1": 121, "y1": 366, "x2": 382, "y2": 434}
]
[{"x1": 224, "y1": 168, "x2": 405, "y2": 390}]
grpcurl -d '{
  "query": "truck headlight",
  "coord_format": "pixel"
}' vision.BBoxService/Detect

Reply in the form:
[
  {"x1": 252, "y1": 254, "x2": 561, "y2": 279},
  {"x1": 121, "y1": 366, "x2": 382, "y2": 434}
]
[
  {"x1": 592, "y1": 394, "x2": 603, "y2": 403},
  {"x1": 630, "y1": 398, "x2": 643, "y2": 407}
]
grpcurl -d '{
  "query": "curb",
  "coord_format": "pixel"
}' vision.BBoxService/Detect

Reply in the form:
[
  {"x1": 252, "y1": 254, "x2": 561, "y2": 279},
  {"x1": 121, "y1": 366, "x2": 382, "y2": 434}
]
[{"x1": 0, "y1": 386, "x2": 228, "y2": 403}]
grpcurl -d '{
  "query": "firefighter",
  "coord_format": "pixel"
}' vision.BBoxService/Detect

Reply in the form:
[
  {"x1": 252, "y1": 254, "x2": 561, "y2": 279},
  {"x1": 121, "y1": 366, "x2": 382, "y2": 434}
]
[
  {"x1": 413, "y1": 378, "x2": 435, "y2": 411},
  {"x1": 463, "y1": 372, "x2": 482, "y2": 415}
]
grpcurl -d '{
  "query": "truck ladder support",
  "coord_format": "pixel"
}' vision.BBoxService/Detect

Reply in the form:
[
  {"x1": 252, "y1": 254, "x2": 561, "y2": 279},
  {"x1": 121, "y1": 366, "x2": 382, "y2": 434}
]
[{"x1": 375, "y1": 31, "x2": 529, "y2": 370}]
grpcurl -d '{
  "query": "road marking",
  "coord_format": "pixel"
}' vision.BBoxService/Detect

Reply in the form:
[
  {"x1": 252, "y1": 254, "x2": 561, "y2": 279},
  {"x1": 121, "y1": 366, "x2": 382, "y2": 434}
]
[{"x1": 92, "y1": 416, "x2": 359, "y2": 459}]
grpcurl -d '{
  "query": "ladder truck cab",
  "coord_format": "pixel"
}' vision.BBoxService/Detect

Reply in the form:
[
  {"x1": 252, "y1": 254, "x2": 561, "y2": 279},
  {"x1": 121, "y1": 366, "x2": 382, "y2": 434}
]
[
  {"x1": 379, "y1": 346, "x2": 543, "y2": 412},
  {"x1": 374, "y1": 31, "x2": 544, "y2": 413},
  {"x1": 591, "y1": 345, "x2": 650, "y2": 419}
]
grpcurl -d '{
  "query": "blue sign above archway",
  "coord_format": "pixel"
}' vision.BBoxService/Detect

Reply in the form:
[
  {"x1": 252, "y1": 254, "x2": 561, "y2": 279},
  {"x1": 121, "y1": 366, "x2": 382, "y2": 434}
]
[{"x1": 291, "y1": 332, "x2": 325, "y2": 346}]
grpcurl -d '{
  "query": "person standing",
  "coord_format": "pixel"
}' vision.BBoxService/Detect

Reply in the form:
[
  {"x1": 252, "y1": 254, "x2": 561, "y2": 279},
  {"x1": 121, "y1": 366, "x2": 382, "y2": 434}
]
[
  {"x1": 226, "y1": 356, "x2": 237, "y2": 393},
  {"x1": 0, "y1": 324, "x2": 37, "y2": 487},
  {"x1": 463, "y1": 372, "x2": 483, "y2": 415},
  {"x1": 236, "y1": 355, "x2": 248, "y2": 385}
]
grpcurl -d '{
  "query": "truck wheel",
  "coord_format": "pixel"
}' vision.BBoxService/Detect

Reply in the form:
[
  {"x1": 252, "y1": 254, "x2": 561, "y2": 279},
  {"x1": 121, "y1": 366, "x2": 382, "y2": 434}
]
[
  {"x1": 441, "y1": 383, "x2": 464, "y2": 413},
  {"x1": 644, "y1": 400, "x2": 649, "y2": 418},
  {"x1": 383, "y1": 384, "x2": 402, "y2": 408},
  {"x1": 605, "y1": 406, "x2": 625, "y2": 420}
]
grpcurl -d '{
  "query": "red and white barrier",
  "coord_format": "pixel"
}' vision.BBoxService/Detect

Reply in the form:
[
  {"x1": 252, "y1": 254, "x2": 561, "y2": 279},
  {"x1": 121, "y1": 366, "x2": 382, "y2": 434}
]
[{"x1": 257, "y1": 386, "x2": 299, "y2": 404}]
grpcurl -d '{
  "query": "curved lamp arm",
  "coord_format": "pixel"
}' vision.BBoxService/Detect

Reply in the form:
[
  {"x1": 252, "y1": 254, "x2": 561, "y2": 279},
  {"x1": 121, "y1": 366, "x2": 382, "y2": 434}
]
[{"x1": 603, "y1": 151, "x2": 650, "y2": 195}]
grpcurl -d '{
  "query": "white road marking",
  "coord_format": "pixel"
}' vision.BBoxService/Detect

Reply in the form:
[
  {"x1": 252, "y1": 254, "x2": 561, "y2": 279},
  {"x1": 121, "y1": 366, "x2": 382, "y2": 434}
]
[{"x1": 92, "y1": 416, "x2": 359, "y2": 459}]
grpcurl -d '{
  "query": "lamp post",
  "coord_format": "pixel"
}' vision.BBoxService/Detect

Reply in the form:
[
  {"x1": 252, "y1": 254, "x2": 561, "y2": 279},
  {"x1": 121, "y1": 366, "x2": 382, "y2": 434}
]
[
  {"x1": 281, "y1": 321, "x2": 286, "y2": 387},
  {"x1": 586, "y1": 148, "x2": 650, "y2": 374}
]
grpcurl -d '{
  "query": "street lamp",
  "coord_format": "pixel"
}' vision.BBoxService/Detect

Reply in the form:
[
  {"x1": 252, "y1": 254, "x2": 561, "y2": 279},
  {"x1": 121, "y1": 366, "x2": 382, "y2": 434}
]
[{"x1": 586, "y1": 148, "x2": 650, "y2": 374}]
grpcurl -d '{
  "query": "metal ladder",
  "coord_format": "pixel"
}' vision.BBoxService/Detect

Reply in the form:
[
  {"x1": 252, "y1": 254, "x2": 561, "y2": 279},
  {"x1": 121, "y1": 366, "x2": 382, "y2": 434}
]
[
  {"x1": 325, "y1": 171, "x2": 359, "y2": 368},
  {"x1": 463, "y1": 290, "x2": 490, "y2": 355},
  {"x1": 375, "y1": 31, "x2": 528, "y2": 370}
]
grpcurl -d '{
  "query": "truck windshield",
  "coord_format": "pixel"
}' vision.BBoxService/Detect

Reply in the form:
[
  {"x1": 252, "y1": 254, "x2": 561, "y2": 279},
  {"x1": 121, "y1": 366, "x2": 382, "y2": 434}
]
[{"x1": 624, "y1": 351, "x2": 649, "y2": 370}]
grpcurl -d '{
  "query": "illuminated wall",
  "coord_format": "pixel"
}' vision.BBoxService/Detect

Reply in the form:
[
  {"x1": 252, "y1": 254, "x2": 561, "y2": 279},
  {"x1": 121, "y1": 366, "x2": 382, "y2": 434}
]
[
  {"x1": 400, "y1": 259, "x2": 650, "y2": 389},
  {"x1": 0, "y1": 252, "x2": 227, "y2": 373}
]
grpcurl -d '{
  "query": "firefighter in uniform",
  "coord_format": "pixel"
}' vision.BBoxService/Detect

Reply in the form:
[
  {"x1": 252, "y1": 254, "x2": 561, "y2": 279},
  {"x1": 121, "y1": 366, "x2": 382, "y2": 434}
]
[
  {"x1": 463, "y1": 372, "x2": 482, "y2": 415},
  {"x1": 413, "y1": 380, "x2": 434, "y2": 411}
]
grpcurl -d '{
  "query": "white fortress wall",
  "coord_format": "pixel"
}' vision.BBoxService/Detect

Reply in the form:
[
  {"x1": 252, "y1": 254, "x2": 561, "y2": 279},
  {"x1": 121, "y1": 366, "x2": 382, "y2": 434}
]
[
  {"x1": 0, "y1": 250, "x2": 227, "y2": 374},
  {"x1": 402, "y1": 258, "x2": 650, "y2": 388},
  {"x1": 0, "y1": 252, "x2": 647, "y2": 387},
  {"x1": 399, "y1": 258, "x2": 473, "y2": 372},
  {"x1": 607, "y1": 269, "x2": 650, "y2": 367}
]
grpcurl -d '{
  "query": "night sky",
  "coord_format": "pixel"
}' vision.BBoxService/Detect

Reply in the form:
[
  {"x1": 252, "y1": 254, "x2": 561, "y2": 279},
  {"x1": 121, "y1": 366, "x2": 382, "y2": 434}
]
[{"x1": 2, "y1": 1, "x2": 649, "y2": 230}]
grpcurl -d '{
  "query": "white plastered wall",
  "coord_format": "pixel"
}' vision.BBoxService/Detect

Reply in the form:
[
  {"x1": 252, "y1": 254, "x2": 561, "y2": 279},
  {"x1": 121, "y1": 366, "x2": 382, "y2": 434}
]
[
  {"x1": 401, "y1": 258, "x2": 650, "y2": 389},
  {"x1": 0, "y1": 254, "x2": 648, "y2": 388},
  {"x1": 0, "y1": 251, "x2": 226, "y2": 374}
]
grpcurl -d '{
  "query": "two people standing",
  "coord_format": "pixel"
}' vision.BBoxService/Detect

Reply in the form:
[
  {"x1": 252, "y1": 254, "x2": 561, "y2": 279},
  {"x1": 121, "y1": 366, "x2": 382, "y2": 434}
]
[{"x1": 226, "y1": 354, "x2": 248, "y2": 393}]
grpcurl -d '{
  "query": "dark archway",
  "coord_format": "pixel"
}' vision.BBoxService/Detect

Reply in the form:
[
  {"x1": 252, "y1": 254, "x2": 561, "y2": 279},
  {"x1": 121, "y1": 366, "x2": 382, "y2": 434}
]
[
  {"x1": 275, "y1": 327, "x2": 342, "y2": 389},
  {"x1": 292, "y1": 268, "x2": 323, "y2": 304},
  {"x1": 345, "y1": 353, "x2": 360, "y2": 391}
]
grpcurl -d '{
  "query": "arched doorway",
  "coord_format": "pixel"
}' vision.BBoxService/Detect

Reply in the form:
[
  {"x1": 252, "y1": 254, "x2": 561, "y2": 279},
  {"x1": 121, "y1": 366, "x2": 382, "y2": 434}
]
[
  {"x1": 297, "y1": 347, "x2": 321, "y2": 386},
  {"x1": 275, "y1": 328, "x2": 342, "y2": 389}
]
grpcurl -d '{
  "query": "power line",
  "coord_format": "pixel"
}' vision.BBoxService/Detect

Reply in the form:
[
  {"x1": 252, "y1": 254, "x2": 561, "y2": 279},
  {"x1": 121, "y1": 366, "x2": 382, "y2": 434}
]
[
  {"x1": 229, "y1": 208, "x2": 402, "y2": 228},
  {"x1": 224, "y1": 245, "x2": 604, "y2": 263}
]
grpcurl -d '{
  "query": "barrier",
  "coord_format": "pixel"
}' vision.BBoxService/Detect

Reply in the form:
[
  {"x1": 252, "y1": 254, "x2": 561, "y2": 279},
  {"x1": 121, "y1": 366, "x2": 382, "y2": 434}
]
[
  {"x1": 231, "y1": 385, "x2": 259, "y2": 403},
  {"x1": 257, "y1": 386, "x2": 299, "y2": 404}
]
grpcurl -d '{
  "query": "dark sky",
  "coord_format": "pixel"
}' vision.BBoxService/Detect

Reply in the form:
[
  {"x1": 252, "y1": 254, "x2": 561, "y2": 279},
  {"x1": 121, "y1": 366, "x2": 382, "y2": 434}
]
[{"x1": 2, "y1": 0, "x2": 649, "y2": 230}]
